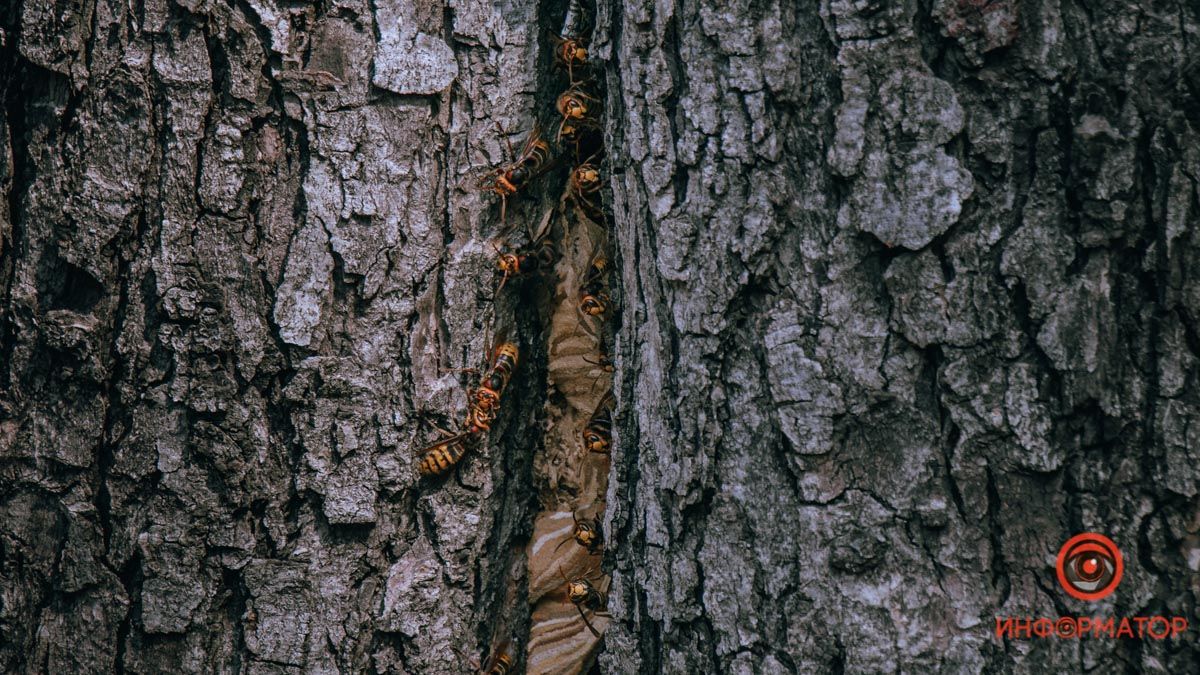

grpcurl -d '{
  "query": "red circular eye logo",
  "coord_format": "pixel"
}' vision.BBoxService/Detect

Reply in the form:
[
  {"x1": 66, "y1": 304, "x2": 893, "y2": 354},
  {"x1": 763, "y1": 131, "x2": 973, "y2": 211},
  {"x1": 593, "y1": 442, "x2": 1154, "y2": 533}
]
[{"x1": 1056, "y1": 533, "x2": 1123, "y2": 601}]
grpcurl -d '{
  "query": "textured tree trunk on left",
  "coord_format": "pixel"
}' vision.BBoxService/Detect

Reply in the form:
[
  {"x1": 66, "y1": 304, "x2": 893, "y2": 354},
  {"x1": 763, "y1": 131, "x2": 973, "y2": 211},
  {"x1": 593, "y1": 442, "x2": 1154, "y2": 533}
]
[{"x1": 0, "y1": 0, "x2": 562, "y2": 671}]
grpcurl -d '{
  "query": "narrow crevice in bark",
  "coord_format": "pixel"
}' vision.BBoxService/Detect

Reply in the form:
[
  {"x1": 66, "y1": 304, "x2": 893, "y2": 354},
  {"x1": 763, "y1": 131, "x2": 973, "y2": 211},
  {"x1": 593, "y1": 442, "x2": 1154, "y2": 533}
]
[{"x1": 0, "y1": 57, "x2": 32, "y2": 395}]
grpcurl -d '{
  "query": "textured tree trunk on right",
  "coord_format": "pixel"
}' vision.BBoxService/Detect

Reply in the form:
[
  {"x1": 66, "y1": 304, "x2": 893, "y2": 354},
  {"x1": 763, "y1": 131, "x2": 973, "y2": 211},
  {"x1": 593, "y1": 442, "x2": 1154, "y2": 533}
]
[{"x1": 597, "y1": 0, "x2": 1200, "y2": 672}]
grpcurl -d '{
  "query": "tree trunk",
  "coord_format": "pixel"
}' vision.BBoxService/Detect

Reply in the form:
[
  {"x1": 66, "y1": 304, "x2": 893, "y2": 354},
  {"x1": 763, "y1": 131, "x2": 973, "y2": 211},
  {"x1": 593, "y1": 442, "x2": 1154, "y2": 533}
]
[
  {"x1": 1, "y1": 0, "x2": 551, "y2": 671},
  {"x1": 2, "y1": 0, "x2": 1199, "y2": 672},
  {"x1": 598, "y1": 0, "x2": 1200, "y2": 672}
]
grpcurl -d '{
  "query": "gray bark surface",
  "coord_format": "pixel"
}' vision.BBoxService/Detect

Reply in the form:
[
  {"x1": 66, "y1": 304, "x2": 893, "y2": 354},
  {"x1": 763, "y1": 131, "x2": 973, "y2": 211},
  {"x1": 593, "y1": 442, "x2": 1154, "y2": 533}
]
[
  {"x1": 596, "y1": 0, "x2": 1200, "y2": 672},
  {"x1": 1, "y1": 0, "x2": 550, "y2": 671},
  {"x1": 1, "y1": 0, "x2": 1199, "y2": 673}
]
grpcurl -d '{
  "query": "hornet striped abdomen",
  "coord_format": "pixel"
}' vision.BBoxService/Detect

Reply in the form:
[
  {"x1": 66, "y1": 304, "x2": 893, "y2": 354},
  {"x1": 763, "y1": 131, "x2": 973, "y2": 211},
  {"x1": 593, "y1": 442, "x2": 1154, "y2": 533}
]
[{"x1": 417, "y1": 432, "x2": 475, "y2": 477}]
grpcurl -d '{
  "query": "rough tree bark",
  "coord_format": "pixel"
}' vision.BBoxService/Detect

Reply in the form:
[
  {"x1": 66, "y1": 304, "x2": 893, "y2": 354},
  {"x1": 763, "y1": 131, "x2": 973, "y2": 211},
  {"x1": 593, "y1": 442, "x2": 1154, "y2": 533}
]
[
  {"x1": 0, "y1": 0, "x2": 555, "y2": 671},
  {"x1": 2, "y1": 0, "x2": 1199, "y2": 673},
  {"x1": 597, "y1": 0, "x2": 1200, "y2": 672}
]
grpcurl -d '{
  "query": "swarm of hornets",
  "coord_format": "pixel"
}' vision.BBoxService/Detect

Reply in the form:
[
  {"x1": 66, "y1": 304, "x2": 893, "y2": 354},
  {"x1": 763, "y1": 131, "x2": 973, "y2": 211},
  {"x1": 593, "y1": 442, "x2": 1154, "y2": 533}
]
[
  {"x1": 416, "y1": 341, "x2": 520, "y2": 478},
  {"x1": 542, "y1": 0, "x2": 615, "y2": 648},
  {"x1": 413, "y1": 0, "x2": 615, "y2": 669}
]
